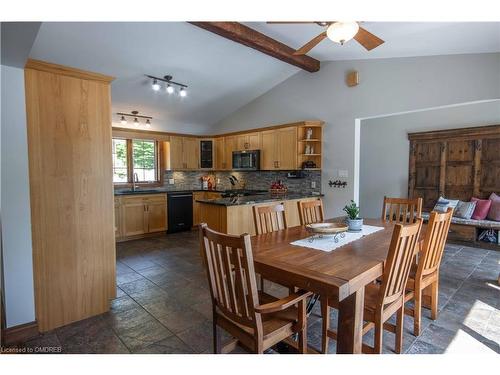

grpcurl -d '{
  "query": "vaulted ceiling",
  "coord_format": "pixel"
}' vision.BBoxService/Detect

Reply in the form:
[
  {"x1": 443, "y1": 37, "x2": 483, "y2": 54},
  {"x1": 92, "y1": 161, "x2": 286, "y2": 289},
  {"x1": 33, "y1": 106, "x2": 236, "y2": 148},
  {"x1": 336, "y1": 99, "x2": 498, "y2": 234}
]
[{"x1": 22, "y1": 22, "x2": 500, "y2": 133}]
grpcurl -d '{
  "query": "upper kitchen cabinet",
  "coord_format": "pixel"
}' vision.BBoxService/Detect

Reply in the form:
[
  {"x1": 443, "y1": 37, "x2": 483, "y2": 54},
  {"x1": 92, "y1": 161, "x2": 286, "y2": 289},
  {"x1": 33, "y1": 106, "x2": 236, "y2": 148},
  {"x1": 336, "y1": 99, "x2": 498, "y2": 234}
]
[
  {"x1": 199, "y1": 139, "x2": 214, "y2": 169},
  {"x1": 260, "y1": 126, "x2": 298, "y2": 170},
  {"x1": 214, "y1": 137, "x2": 226, "y2": 170},
  {"x1": 236, "y1": 132, "x2": 261, "y2": 151},
  {"x1": 223, "y1": 135, "x2": 237, "y2": 170},
  {"x1": 167, "y1": 136, "x2": 200, "y2": 170}
]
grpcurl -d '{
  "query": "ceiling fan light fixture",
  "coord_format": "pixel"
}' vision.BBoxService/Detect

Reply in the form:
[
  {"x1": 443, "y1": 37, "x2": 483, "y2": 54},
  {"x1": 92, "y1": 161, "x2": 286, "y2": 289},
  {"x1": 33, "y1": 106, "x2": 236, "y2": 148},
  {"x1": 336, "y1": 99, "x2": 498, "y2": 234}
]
[{"x1": 326, "y1": 21, "x2": 359, "y2": 45}]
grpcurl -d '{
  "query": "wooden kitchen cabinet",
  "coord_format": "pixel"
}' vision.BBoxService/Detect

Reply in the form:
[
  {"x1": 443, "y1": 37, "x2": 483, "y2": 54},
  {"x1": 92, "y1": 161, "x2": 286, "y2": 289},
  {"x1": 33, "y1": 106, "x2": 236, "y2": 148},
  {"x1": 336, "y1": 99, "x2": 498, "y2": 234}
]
[
  {"x1": 114, "y1": 198, "x2": 122, "y2": 239},
  {"x1": 236, "y1": 132, "x2": 261, "y2": 151},
  {"x1": 214, "y1": 137, "x2": 225, "y2": 170},
  {"x1": 260, "y1": 129, "x2": 277, "y2": 170},
  {"x1": 117, "y1": 194, "x2": 167, "y2": 241},
  {"x1": 122, "y1": 197, "x2": 147, "y2": 237},
  {"x1": 277, "y1": 126, "x2": 298, "y2": 170},
  {"x1": 260, "y1": 127, "x2": 297, "y2": 170},
  {"x1": 147, "y1": 200, "x2": 168, "y2": 233},
  {"x1": 193, "y1": 191, "x2": 223, "y2": 225},
  {"x1": 25, "y1": 59, "x2": 116, "y2": 331},
  {"x1": 224, "y1": 135, "x2": 237, "y2": 170},
  {"x1": 168, "y1": 136, "x2": 200, "y2": 170},
  {"x1": 169, "y1": 136, "x2": 185, "y2": 170}
]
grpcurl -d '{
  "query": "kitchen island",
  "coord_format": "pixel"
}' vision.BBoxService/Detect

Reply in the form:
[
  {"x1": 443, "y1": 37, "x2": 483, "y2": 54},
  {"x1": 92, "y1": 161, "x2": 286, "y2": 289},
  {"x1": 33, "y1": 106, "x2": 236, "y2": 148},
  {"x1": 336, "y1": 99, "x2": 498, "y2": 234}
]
[{"x1": 197, "y1": 193, "x2": 322, "y2": 235}]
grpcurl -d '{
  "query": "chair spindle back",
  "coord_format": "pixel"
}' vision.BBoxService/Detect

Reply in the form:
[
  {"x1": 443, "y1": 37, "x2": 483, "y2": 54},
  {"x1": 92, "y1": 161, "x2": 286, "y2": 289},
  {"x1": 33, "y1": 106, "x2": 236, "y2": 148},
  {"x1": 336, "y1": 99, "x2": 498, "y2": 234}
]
[
  {"x1": 253, "y1": 203, "x2": 287, "y2": 235},
  {"x1": 199, "y1": 224, "x2": 260, "y2": 329},
  {"x1": 298, "y1": 199, "x2": 325, "y2": 225},
  {"x1": 379, "y1": 219, "x2": 423, "y2": 306},
  {"x1": 382, "y1": 196, "x2": 423, "y2": 224}
]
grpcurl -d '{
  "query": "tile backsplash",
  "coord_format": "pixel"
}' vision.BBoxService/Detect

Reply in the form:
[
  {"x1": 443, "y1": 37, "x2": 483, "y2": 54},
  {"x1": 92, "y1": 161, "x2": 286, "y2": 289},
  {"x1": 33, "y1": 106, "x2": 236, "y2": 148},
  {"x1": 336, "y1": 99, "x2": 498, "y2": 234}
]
[{"x1": 162, "y1": 170, "x2": 321, "y2": 194}]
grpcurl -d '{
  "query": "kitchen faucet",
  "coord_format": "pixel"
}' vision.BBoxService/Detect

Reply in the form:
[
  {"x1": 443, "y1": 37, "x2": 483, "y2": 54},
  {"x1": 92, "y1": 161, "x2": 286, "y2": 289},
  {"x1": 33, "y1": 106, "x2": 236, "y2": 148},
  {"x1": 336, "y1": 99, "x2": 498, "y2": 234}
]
[{"x1": 132, "y1": 172, "x2": 139, "y2": 191}]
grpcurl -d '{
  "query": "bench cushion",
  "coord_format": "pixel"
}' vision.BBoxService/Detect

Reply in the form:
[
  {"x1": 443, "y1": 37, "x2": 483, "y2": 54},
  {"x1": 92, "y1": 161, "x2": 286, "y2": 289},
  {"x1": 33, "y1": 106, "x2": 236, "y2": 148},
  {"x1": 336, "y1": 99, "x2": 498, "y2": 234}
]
[{"x1": 422, "y1": 212, "x2": 500, "y2": 229}]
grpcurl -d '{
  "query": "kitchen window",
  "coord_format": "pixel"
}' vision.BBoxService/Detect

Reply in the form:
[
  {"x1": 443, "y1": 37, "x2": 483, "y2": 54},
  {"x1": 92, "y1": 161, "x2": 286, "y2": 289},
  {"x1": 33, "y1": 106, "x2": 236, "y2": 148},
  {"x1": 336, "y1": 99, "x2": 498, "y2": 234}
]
[{"x1": 112, "y1": 137, "x2": 161, "y2": 186}]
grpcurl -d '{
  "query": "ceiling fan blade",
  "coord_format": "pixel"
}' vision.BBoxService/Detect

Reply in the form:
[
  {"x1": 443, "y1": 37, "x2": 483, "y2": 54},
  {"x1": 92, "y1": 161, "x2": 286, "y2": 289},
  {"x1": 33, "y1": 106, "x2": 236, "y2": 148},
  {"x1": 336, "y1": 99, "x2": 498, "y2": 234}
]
[
  {"x1": 353, "y1": 26, "x2": 384, "y2": 51},
  {"x1": 293, "y1": 31, "x2": 327, "y2": 55}
]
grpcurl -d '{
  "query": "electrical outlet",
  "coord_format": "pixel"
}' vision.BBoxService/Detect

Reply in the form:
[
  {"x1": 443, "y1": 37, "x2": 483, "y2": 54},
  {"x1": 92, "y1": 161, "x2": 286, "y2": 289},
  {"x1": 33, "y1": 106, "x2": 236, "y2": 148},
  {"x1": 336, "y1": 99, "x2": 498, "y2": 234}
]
[
  {"x1": 168, "y1": 178, "x2": 175, "y2": 185},
  {"x1": 311, "y1": 181, "x2": 316, "y2": 189}
]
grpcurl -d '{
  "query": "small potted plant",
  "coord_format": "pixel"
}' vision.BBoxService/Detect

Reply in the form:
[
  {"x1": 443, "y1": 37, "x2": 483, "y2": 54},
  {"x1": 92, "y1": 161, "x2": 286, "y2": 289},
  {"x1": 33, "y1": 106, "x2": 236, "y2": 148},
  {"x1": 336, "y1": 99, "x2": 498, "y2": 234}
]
[{"x1": 343, "y1": 200, "x2": 363, "y2": 232}]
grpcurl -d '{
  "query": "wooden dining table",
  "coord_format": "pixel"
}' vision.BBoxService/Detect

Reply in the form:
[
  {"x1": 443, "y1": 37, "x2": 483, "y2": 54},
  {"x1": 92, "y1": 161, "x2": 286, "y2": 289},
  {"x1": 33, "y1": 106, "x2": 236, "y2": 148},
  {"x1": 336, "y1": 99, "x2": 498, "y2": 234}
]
[{"x1": 251, "y1": 218, "x2": 396, "y2": 354}]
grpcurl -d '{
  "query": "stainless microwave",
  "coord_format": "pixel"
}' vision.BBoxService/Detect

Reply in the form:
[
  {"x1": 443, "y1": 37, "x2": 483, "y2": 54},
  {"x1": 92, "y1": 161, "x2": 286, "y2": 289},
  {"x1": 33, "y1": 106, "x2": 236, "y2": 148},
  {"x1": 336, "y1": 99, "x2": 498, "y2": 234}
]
[{"x1": 232, "y1": 150, "x2": 260, "y2": 170}]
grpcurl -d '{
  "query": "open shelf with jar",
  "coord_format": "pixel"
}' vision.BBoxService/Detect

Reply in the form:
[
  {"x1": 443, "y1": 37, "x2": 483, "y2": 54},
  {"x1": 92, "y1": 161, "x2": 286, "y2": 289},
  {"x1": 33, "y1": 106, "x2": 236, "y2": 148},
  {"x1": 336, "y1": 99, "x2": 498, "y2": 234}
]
[{"x1": 297, "y1": 122, "x2": 323, "y2": 170}]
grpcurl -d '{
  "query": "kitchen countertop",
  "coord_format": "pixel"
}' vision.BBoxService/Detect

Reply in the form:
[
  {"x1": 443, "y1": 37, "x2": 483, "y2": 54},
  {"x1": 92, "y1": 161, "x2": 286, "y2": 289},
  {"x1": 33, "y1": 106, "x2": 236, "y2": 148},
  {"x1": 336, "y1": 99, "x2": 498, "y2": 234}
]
[
  {"x1": 114, "y1": 189, "x2": 225, "y2": 196},
  {"x1": 196, "y1": 192, "x2": 323, "y2": 206}
]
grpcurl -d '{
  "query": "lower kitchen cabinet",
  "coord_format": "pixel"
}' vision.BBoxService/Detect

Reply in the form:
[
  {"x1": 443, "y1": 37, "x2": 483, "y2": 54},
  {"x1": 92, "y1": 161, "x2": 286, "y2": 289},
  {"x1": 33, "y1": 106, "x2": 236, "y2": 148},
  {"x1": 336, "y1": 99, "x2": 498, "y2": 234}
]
[
  {"x1": 193, "y1": 191, "x2": 222, "y2": 225},
  {"x1": 115, "y1": 193, "x2": 167, "y2": 241}
]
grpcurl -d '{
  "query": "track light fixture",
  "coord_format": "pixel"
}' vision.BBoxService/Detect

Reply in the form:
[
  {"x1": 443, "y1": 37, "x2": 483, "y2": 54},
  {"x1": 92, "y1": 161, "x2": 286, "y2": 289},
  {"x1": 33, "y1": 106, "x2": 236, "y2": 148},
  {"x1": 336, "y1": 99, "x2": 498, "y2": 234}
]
[
  {"x1": 116, "y1": 111, "x2": 153, "y2": 128},
  {"x1": 146, "y1": 74, "x2": 188, "y2": 98},
  {"x1": 151, "y1": 79, "x2": 160, "y2": 91}
]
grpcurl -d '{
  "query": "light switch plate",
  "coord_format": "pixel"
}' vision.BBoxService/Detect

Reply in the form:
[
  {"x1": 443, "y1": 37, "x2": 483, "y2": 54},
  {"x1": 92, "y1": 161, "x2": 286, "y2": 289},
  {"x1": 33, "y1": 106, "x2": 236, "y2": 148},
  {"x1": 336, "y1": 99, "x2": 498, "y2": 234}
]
[
  {"x1": 169, "y1": 179, "x2": 175, "y2": 185},
  {"x1": 338, "y1": 169, "x2": 348, "y2": 178}
]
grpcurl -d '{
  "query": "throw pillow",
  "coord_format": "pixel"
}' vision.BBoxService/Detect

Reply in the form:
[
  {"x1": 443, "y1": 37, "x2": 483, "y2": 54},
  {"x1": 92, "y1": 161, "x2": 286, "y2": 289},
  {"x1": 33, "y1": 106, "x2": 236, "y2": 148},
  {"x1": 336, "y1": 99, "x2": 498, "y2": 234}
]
[
  {"x1": 487, "y1": 193, "x2": 500, "y2": 221},
  {"x1": 433, "y1": 196, "x2": 459, "y2": 213},
  {"x1": 471, "y1": 197, "x2": 492, "y2": 220},
  {"x1": 454, "y1": 201, "x2": 477, "y2": 219}
]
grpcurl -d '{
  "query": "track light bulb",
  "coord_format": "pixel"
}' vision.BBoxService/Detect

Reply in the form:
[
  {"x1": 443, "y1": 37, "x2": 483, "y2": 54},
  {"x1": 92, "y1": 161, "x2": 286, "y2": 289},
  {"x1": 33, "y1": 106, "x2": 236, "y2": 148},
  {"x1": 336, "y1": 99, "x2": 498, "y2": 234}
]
[
  {"x1": 145, "y1": 119, "x2": 151, "y2": 128},
  {"x1": 120, "y1": 116, "x2": 127, "y2": 125},
  {"x1": 179, "y1": 88, "x2": 187, "y2": 97},
  {"x1": 152, "y1": 79, "x2": 160, "y2": 91},
  {"x1": 134, "y1": 118, "x2": 139, "y2": 127},
  {"x1": 166, "y1": 84, "x2": 174, "y2": 94}
]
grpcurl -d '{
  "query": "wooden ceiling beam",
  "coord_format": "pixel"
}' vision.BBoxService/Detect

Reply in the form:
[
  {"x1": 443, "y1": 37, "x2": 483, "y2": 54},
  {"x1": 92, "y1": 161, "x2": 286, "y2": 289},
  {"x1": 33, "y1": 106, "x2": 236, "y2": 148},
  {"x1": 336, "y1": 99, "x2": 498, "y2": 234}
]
[{"x1": 189, "y1": 22, "x2": 320, "y2": 73}]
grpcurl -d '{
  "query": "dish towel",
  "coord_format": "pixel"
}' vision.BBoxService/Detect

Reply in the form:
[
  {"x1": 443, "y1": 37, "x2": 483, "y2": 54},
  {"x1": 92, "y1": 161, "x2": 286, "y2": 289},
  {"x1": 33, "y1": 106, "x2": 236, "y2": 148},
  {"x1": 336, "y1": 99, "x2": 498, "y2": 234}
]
[{"x1": 291, "y1": 225, "x2": 384, "y2": 252}]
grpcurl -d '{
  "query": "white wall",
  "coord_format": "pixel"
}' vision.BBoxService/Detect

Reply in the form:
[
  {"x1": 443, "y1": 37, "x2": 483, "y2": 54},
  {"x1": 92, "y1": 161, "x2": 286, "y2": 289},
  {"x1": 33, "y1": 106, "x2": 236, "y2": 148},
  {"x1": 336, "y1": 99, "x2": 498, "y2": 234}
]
[
  {"x1": 359, "y1": 100, "x2": 500, "y2": 218},
  {"x1": 212, "y1": 53, "x2": 500, "y2": 218},
  {"x1": 1, "y1": 65, "x2": 36, "y2": 327}
]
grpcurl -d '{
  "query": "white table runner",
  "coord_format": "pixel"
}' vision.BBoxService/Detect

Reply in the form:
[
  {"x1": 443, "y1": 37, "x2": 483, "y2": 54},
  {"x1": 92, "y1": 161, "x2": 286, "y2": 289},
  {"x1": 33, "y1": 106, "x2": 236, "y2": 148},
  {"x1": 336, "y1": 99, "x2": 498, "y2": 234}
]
[{"x1": 291, "y1": 225, "x2": 384, "y2": 252}]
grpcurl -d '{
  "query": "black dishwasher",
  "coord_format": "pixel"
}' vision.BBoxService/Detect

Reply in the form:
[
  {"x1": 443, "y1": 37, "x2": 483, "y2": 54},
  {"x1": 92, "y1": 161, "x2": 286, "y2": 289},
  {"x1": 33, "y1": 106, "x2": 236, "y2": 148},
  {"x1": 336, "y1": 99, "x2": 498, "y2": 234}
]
[{"x1": 167, "y1": 191, "x2": 193, "y2": 233}]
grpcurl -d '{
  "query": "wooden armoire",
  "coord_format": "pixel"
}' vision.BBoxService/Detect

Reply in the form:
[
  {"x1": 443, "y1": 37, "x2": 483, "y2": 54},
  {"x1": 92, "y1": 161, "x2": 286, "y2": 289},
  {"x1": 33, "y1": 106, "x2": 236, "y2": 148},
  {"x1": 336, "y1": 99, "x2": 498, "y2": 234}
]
[
  {"x1": 25, "y1": 59, "x2": 116, "y2": 331},
  {"x1": 408, "y1": 125, "x2": 500, "y2": 210}
]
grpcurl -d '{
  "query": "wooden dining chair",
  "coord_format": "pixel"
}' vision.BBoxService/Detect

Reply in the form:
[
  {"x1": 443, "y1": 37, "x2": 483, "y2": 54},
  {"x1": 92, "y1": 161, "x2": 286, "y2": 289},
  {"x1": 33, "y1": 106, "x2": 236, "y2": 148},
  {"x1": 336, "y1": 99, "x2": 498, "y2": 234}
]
[
  {"x1": 404, "y1": 208, "x2": 453, "y2": 336},
  {"x1": 298, "y1": 199, "x2": 325, "y2": 225},
  {"x1": 381, "y1": 196, "x2": 423, "y2": 224},
  {"x1": 253, "y1": 203, "x2": 288, "y2": 235},
  {"x1": 321, "y1": 219, "x2": 423, "y2": 354},
  {"x1": 199, "y1": 223, "x2": 312, "y2": 354}
]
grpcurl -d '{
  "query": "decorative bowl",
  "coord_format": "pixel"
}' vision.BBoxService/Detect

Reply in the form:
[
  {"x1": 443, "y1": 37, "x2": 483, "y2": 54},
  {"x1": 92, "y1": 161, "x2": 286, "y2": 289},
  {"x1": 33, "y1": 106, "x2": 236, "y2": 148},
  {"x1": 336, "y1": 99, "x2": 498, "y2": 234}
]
[{"x1": 306, "y1": 222, "x2": 348, "y2": 234}]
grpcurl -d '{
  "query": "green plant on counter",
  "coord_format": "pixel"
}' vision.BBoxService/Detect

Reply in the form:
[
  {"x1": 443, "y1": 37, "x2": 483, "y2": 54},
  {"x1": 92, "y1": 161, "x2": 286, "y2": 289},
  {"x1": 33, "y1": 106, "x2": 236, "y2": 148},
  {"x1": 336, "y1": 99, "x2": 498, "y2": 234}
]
[{"x1": 343, "y1": 200, "x2": 360, "y2": 220}]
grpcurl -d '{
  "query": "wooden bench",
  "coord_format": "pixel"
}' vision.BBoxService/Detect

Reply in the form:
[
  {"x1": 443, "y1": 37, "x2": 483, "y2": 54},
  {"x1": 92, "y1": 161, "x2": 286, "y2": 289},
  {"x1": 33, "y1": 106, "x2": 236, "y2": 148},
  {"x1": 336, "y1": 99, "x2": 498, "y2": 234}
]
[{"x1": 422, "y1": 212, "x2": 500, "y2": 250}]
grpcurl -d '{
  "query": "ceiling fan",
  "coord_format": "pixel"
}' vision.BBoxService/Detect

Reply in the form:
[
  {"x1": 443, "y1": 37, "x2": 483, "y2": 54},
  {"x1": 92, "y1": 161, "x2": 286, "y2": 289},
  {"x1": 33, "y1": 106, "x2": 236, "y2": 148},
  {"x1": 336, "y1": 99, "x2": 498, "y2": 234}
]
[{"x1": 268, "y1": 21, "x2": 384, "y2": 55}]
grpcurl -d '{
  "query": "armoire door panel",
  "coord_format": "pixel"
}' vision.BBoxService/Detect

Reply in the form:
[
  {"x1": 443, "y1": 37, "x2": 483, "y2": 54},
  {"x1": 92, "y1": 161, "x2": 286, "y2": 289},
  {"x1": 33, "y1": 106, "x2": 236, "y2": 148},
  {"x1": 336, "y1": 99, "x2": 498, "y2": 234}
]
[
  {"x1": 415, "y1": 166, "x2": 440, "y2": 188},
  {"x1": 415, "y1": 142, "x2": 441, "y2": 162},
  {"x1": 447, "y1": 140, "x2": 474, "y2": 162}
]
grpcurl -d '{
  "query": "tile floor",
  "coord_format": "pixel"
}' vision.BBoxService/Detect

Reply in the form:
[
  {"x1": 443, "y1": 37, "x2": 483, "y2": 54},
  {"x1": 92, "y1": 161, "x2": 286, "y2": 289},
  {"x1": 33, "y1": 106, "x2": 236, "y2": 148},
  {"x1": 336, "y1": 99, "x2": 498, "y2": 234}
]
[{"x1": 16, "y1": 230, "x2": 500, "y2": 354}]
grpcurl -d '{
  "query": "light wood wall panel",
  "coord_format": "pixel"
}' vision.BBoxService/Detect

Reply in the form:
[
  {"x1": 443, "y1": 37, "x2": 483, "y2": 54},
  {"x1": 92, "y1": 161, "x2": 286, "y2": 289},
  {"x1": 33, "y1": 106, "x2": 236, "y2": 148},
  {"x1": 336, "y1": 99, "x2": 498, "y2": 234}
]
[{"x1": 25, "y1": 60, "x2": 116, "y2": 332}]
